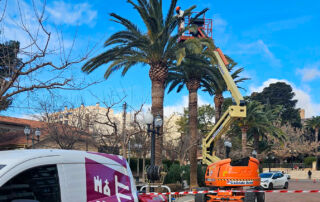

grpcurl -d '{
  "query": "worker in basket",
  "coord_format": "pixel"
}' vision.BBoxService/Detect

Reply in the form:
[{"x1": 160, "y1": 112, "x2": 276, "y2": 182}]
[{"x1": 176, "y1": 6, "x2": 185, "y2": 35}]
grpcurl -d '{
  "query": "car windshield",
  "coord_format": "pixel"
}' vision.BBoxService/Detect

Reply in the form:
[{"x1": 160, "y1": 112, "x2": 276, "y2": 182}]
[{"x1": 260, "y1": 173, "x2": 273, "y2": 178}]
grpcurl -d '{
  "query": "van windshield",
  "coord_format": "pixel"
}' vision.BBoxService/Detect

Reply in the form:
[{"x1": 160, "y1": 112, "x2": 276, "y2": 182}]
[{"x1": 0, "y1": 165, "x2": 5, "y2": 170}]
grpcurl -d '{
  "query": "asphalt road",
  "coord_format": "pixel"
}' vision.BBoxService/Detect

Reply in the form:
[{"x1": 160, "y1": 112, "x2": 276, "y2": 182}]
[
  {"x1": 173, "y1": 180, "x2": 320, "y2": 202},
  {"x1": 265, "y1": 179, "x2": 320, "y2": 202}
]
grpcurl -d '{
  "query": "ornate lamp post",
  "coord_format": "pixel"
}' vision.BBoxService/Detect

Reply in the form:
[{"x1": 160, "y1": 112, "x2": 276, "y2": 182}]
[
  {"x1": 224, "y1": 140, "x2": 232, "y2": 158},
  {"x1": 266, "y1": 154, "x2": 275, "y2": 172},
  {"x1": 144, "y1": 110, "x2": 163, "y2": 182},
  {"x1": 252, "y1": 150, "x2": 257, "y2": 158},
  {"x1": 289, "y1": 149, "x2": 296, "y2": 170},
  {"x1": 24, "y1": 126, "x2": 41, "y2": 149}
]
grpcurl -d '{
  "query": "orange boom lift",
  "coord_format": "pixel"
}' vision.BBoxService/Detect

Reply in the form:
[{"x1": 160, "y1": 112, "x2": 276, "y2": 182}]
[{"x1": 178, "y1": 9, "x2": 264, "y2": 202}]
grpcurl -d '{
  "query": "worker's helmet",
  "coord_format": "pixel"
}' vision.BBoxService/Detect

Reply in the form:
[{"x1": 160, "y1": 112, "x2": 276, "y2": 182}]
[{"x1": 176, "y1": 6, "x2": 180, "y2": 11}]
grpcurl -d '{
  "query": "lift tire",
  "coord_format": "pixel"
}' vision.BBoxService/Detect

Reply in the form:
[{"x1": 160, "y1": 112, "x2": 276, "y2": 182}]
[
  {"x1": 256, "y1": 192, "x2": 265, "y2": 202},
  {"x1": 243, "y1": 191, "x2": 257, "y2": 202},
  {"x1": 195, "y1": 193, "x2": 206, "y2": 202}
]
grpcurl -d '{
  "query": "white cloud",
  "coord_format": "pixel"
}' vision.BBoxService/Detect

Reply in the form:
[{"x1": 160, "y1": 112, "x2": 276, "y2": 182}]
[
  {"x1": 46, "y1": 1, "x2": 97, "y2": 26},
  {"x1": 142, "y1": 95, "x2": 211, "y2": 118},
  {"x1": 2, "y1": 0, "x2": 74, "y2": 52},
  {"x1": 296, "y1": 62, "x2": 320, "y2": 81},
  {"x1": 229, "y1": 40, "x2": 282, "y2": 67},
  {"x1": 163, "y1": 95, "x2": 210, "y2": 117},
  {"x1": 250, "y1": 78, "x2": 320, "y2": 118}
]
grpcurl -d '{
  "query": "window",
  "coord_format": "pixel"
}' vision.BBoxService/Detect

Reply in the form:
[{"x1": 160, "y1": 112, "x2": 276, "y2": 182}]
[
  {"x1": 0, "y1": 165, "x2": 61, "y2": 202},
  {"x1": 0, "y1": 165, "x2": 5, "y2": 170}
]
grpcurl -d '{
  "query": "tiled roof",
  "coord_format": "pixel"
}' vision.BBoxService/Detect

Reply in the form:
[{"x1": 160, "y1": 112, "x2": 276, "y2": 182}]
[
  {"x1": 0, "y1": 116, "x2": 47, "y2": 148},
  {"x1": 0, "y1": 116, "x2": 45, "y2": 128}
]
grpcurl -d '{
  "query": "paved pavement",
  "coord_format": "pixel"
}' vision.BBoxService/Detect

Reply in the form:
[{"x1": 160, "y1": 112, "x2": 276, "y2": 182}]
[
  {"x1": 265, "y1": 179, "x2": 320, "y2": 202},
  {"x1": 170, "y1": 180, "x2": 320, "y2": 202}
]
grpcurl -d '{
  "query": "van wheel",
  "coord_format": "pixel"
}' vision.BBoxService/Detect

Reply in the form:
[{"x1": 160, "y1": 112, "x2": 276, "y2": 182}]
[
  {"x1": 243, "y1": 192, "x2": 257, "y2": 202},
  {"x1": 256, "y1": 192, "x2": 265, "y2": 202},
  {"x1": 268, "y1": 183, "x2": 273, "y2": 190},
  {"x1": 195, "y1": 193, "x2": 206, "y2": 202},
  {"x1": 284, "y1": 182, "x2": 289, "y2": 189}
]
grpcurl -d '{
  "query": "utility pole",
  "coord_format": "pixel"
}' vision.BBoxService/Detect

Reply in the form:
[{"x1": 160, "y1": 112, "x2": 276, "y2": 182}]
[{"x1": 122, "y1": 102, "x2": 127, "y2": 159}]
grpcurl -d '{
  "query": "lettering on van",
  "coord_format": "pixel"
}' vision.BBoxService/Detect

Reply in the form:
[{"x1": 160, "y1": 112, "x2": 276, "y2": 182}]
[
  {"x1": 85, "y1": 158, "x2": 133, "y2": 202},
  {"x1": 93, "y1": 175, "x2": 131, "y2": 201}
]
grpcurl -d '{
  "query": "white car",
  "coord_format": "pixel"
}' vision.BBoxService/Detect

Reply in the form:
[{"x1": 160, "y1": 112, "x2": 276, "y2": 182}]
[{"x1": 260, "y1": 172, "x2": 289, "y2": 190}]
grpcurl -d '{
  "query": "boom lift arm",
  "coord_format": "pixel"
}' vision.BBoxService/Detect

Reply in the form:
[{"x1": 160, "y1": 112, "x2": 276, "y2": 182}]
[{"x1": 202, "y1": 48, "x2": 246, "y2": 165}]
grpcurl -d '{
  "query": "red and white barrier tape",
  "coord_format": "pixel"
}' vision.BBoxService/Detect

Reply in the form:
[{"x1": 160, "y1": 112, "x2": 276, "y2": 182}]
[{"x1": 139, "y1": 190, "x2": 320, "y2": 196}]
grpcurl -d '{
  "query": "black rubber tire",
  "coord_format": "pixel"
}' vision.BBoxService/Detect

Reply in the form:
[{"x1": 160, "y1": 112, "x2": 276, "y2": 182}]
[
  {"x1": 195, "y1": 193, "x2": 206, "y2": 202},
  {"x1": 284, "y1": 182, "x2": 289, "y2": 189},
  {"x1": 268, "y1": 183, "x2": 273, "y2": 190},
  {"x1": 243, "y1": 191, "x2": 257, "y2": 202},
  {"x1": 256, "y1": 192, "x2": 265, "y2": 202}
]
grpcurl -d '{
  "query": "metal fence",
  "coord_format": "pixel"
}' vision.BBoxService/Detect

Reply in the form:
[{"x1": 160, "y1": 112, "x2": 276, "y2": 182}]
[{"x1": 262, "y1": 163, "x2": 312, "y2": 169}]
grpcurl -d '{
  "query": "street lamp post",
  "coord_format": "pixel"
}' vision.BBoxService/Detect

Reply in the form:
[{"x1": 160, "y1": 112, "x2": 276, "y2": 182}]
[
  {"x1": 224, "y1": 140, "x2": 232, "y2": 158},
  {"x1": 266, "y1": 154, "x2": 275, "y2": 172},
  {"x1": 24, "y1": 126, "x2": 41, "y2": 149},
  {"x1": 252, "y1": 150, "x2": 257, "y2": 158},
  {"x1": 289, "y1": 149, "x2": 297, "y2": 170},
  {"x1": 144, "y1": 110, "x2": 163, "y2": 182}
]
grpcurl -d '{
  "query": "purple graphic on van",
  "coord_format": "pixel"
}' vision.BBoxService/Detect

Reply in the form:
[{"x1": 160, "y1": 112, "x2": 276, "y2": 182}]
[
  {"x1": 85, "y1": 158, "x2": 133, "y2": 202},
  {"x1": 88, "y1": 151, "x2": 127, "y2": 168}
]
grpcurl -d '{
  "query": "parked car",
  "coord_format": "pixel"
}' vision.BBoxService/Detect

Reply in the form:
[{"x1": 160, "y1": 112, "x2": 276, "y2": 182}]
[
  {"x1": 0, "y1": 149, "x2": 163, "y2": 202},
  {"x1": 259, "y1": 172, "x2": 289, "y2": 190},
  {"x1": 270, "y1": 171, "x2": 291, "y2": 180}
]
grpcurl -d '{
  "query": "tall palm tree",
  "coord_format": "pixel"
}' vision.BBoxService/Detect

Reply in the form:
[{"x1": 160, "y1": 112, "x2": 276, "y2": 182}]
[
  {"x1": 238, "y1": 100, "x2": 285, "y2": 156},
  {"x1": 166, "y1": 54, "x2": 215, "y2": 188},
  {"x1": 306, "y1": 116, "x2": 320, "y2": 142},
  {"x1": 82, "y1": 0, "x2": 198, "y2": 165}
]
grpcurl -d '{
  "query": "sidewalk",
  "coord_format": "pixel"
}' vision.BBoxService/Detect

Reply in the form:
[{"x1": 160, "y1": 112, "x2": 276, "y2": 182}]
[
  {"x1": 263, "y1": 168, "x2": 320, "y2": 179},
  {"x1": 173, "y1": 195, "x2": 194, "y2": 202}
]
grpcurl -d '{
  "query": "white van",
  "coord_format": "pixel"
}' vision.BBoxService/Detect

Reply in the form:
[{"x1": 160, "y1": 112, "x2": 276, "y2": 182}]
[{"x1": 0, "y1": 149, "x2": 139, "y2": 202}]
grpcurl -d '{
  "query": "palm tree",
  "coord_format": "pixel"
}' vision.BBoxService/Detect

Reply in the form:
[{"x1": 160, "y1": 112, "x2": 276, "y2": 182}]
[
  {"x1": 306, "y1": 116, "x2": 320, "y2": 142},
  {"x1": 238, "y1": 100, "x2": 285, "y2": 156},
  {"x1": 166, "y1": 54, "x2": 215, "y2": 188},
  {"x1": 82, "y1": 0, "x2": 198, "y2": 165}
]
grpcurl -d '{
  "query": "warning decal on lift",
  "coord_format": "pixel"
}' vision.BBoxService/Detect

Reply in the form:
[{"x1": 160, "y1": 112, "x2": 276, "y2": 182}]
[{"x1": 227, "y1": 180, "x2": 253, "y2": 185}]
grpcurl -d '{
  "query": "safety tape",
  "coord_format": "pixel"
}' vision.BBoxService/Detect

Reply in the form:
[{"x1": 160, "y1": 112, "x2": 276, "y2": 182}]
[{"x1": 139, "y1": 190, "x2": 320, "y2": 196}]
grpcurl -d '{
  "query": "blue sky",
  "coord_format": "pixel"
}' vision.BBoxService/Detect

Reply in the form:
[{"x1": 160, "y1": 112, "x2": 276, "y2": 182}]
[{"x1": 2, "y1": 0, "x2": 320, "y2": 118}]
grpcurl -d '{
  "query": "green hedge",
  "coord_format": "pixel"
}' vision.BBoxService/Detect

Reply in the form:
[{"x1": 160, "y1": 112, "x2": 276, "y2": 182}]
[
  {"x1": 304, "y1": 156, "x2": 316, "y2": 166},
  {"x1": 164, "y1": 164, "x2": 207, "y2": 186}
]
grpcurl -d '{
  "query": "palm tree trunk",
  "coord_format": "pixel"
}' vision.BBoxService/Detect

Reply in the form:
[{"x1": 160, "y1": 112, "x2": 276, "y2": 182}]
[
  {"x1": 149, "y1": 64, "x2": 168, "y2": 166},
  {"x1": 253, "y1": 133, "x2": 259, "y2": 152},
  {"x1": 214, "y1": 93, "x2": 224, "y2": 122},
  {"x1": 241, "y1": 126, "x2": 248, "y2": 157},
  {"x1": 315, "y1": 128, "x2": 319, "y2": 142},
  {"x1": 214, "y1": 92, "x2": 224, "y2": 157},
  {"x1": 187, "y1": 80, "x2": 200, "y2": 188},
  {"x1": 151, "y1": 80, "x2": 165, "y2": 166}
]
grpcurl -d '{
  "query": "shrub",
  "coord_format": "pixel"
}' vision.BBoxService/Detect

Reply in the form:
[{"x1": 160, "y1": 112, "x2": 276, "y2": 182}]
[
  {"x1": 304, "y1": 156, "x2": 316, "y2": 166},
  {"x1": 164, "y1": 164, "x2": 182, "y2": 184}
]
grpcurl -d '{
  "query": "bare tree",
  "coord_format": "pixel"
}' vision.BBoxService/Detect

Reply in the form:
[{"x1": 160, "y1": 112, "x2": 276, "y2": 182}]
[
  {"x1": 0, "y1": 0, "x2": 98, "y2": 107},
  {"x1": 37, "y1": 99, "x2": 94, "y2": 150},
  {"x1": 272, "y1": 124, "x2": 320, "y2": 161}
]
